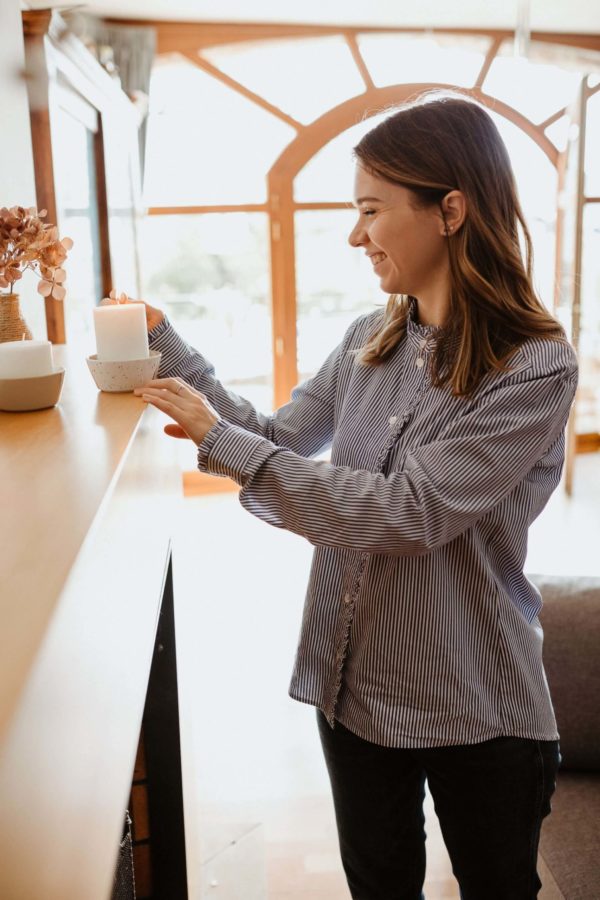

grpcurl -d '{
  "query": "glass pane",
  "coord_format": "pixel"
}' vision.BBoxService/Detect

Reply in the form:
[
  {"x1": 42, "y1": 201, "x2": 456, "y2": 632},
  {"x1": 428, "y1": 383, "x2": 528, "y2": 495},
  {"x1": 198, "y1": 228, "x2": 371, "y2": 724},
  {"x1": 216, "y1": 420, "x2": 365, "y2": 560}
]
[
  {"x1": 356, "y1": 33, "x2": 489, "y2": 89},
  {"x1": 295, "y1": 110, "x2": 392, "y2": 203},
  {"x1": 144, "y1": 60, "x2": 295, "y2": 206},
  {"x1": 585, "y1": 88, "x2": 600, "y2": 197},
  {"x1": 139, "y1": 212, "x2": 273, "y2": 415},
  {"x1": 203, "y1": 36, "x2": 366, "y2": 126},
  {"x1": 483, "y1": 40, "x2": 582, "y2": 124},
  {"x1": 102, "y1": 116, "x2": 142, "y2": 299},
  {"x1": 295, "y1": 209, "x2": 383, "y2": 380},
  {"x1": 50, "y1": 99, "x2": 103, "y2": 344},
  {"x1": 579, "y1": 204, "x2": 600, "y2": 433},
  {"x1": 545, "y1": 114, "x2": 570, "y2": 152}
]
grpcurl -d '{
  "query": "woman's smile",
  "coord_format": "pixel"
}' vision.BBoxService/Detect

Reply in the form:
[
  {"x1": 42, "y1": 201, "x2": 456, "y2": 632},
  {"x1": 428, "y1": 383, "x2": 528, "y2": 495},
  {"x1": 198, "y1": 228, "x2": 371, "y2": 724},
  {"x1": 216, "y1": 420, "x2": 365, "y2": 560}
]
[{"x1": 369, "y1": 252, "x2": 387, "y2": 268}]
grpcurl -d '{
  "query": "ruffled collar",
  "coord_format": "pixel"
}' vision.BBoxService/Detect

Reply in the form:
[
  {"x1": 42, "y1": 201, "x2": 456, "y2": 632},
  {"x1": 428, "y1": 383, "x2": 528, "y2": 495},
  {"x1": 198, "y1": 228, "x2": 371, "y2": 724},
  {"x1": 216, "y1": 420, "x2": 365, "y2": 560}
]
[{"x1": 406, "y1": 297, "x2": 444, "y2": 348}]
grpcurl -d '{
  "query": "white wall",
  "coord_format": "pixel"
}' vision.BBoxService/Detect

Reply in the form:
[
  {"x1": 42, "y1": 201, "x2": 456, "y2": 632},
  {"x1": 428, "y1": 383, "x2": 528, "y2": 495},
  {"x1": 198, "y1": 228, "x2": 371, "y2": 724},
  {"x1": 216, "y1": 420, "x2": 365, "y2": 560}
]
[{"x1": 0, "y1": 1, "x2": 45, "y2": 338}]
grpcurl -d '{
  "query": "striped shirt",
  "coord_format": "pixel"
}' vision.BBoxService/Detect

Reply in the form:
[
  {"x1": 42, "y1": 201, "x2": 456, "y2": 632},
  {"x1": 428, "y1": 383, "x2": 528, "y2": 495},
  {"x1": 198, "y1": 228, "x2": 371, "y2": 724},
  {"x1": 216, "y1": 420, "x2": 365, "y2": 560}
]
[{"x1": 149, "y1": 301, "x2": 578, "y2": 748}]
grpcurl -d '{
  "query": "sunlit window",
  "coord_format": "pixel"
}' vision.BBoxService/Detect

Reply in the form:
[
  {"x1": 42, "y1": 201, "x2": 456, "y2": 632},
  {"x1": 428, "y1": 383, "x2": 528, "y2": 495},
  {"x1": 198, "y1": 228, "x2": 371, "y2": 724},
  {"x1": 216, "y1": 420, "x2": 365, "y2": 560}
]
[
  {"x1": 139, "y1": 212, "x2": 273, "y2": 411},
  {"x1": 356, "y1": 34, "x2": 489, "y2": 89},
  {"x1": 295, "y1": 111, "x2": 391, "y2": 203},
  {"x1": 580, "y1": 204, "x2": 600, "y2": 433},
  {"x1": 483, "y1": 41, "x2": 582, "y2": 123},
  {"x1": 50, "y1": 93, "x2": 103, "y2": 343},
  {"x1": 545, "y1": 115, "x2": 570, "y2": 152},
  {"x1": 144, "y1": 59, "x2": 295, "y2": 205},
  {"x1": 585, "y1": 89, "x2": 600, "y2": 196},
  {"x1": 202, "y1": 37, "x2": 366, "y2": 125},
  {"x1": 295, "y1": 209, "x2": 383, "y2": 379}
]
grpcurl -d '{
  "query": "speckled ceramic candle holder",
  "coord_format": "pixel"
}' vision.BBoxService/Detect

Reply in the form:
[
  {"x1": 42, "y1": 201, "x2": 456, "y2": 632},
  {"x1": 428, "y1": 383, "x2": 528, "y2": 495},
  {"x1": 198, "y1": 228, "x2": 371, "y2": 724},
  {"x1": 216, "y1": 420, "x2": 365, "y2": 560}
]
[
  {"x1": 86, "y1": 351, "x2": 161, "y2": 393},
  {"x1": 0, "y1": 368, "x2": 65, "y2": 412}
]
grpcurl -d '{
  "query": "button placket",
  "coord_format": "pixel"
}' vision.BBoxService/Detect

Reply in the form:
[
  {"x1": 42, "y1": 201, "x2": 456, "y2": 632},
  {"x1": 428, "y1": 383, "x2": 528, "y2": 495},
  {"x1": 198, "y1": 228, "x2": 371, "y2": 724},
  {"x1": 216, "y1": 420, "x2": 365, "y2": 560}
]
[
  {"x1": 325, "y1": 364, "x2": 434, "y2": 724},
  {"x1": 324, "y1": 567, "x2": 365, "y2": 721}
]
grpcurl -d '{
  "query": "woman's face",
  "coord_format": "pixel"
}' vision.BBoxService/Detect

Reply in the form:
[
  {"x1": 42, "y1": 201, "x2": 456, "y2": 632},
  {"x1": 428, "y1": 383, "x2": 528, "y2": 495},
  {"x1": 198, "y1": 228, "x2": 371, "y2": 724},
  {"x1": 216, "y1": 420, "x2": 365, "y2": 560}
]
[{"x1": 349, "y1": 165, "x2": 449, "y2": 299}]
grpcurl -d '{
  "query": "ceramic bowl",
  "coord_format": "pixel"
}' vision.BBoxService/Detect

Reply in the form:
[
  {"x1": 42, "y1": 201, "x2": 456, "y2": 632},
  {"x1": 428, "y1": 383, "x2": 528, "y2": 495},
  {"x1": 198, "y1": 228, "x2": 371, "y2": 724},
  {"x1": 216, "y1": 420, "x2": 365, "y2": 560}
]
[
  {"x1": 86, "y1": 351, "x2": 162, "y2": 393},
  {"x1": 0, "y1": 368, "x2": 65, "y2": 412}
]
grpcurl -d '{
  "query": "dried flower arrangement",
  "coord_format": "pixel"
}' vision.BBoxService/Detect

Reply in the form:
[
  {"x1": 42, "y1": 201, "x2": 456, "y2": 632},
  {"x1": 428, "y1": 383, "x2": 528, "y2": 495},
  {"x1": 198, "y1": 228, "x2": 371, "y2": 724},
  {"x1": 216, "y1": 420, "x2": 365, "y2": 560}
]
[{"x1": 0, "y1": 206, "x2": 73, "y2": 300}]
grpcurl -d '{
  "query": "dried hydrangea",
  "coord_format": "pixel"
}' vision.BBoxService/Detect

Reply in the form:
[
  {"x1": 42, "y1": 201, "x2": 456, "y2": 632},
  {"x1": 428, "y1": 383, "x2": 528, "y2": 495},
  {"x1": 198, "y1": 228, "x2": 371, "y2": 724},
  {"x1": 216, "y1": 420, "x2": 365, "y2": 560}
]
[{"x1": 0, "y1": 206, "x2": 73, "y2": 301}]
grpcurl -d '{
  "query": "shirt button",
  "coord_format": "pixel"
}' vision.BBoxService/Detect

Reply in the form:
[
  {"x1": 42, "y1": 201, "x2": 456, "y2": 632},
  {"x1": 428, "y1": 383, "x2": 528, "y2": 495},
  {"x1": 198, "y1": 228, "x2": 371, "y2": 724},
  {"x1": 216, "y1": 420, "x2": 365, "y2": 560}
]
[
  {"x1": 388, "y1": 415, "x2": 397, "y2": 426},
  {"x1": 415, "y1": 357, "x2": 425, "y2": 368},
  {"x1": 344, "y1": 593, "x2": 351, "y2": 604},
  {"x1": 419, "y1": 338, "x2": 428, "y2": 349}
]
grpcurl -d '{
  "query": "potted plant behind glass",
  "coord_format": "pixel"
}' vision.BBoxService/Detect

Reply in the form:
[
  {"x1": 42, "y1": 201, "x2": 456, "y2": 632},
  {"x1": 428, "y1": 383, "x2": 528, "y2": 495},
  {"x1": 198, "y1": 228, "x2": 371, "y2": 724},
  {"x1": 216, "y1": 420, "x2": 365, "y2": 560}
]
[{"x1": 0, "y1": 206, "x2": 73, "y2": 342}]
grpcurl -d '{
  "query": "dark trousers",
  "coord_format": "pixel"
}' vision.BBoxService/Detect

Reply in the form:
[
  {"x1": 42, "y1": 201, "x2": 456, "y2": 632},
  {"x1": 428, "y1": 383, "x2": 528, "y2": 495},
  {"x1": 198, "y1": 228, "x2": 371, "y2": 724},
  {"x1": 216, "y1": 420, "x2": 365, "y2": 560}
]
[{"x1": 317, "y1": 710, "x2": 559, "y2": 900}]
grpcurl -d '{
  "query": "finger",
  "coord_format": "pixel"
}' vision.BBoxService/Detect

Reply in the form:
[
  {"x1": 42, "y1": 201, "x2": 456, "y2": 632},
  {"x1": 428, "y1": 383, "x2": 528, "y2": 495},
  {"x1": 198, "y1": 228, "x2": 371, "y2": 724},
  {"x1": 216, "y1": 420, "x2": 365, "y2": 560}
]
[
  {"x1": 164, "y1": 424, "x2": 191, "y2": 440},
  {"x1": 139, "y1": 386, "x2": 187, "y2": 403},
  {"x1": 136, "y1": 377, "x2": 186, "y2": 393},
  {"x1": 142, "y1": 392, "x2": 178, "y2": 414}
]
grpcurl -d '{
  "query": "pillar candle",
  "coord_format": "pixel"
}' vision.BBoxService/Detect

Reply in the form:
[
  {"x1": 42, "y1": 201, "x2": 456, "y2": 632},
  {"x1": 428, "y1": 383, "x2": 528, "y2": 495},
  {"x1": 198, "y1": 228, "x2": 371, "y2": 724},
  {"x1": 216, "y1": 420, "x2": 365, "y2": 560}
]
[
  {"x1": 92, "y1": 304, "x2": 149, "y2": 362},
  {"x1": 0, "y1": 340, "x2": 55, "y2": 378}
]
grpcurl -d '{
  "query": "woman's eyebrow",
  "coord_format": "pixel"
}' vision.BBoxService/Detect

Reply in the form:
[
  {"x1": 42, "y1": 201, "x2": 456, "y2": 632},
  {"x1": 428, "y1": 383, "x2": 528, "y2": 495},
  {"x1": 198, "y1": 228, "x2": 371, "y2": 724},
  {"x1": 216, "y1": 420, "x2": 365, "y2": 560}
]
[{"x1": 354, "y1": 196, "x2": 382, "y2": 205}]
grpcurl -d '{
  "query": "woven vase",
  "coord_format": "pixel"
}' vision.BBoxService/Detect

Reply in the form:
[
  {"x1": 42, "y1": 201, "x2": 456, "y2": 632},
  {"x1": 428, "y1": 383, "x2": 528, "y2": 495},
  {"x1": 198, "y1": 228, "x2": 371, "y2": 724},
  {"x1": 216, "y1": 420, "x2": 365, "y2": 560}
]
[{"x1": 0, "y1": 293, "x2": 33, "y2": 343}]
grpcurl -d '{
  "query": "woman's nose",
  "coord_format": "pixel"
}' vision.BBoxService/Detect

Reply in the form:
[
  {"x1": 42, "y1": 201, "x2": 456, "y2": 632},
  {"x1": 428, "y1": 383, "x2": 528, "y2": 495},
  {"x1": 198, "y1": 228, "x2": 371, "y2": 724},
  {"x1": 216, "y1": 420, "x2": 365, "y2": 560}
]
[{"x1": 348, "y1": 219, "x2": 365, "y2": 248}]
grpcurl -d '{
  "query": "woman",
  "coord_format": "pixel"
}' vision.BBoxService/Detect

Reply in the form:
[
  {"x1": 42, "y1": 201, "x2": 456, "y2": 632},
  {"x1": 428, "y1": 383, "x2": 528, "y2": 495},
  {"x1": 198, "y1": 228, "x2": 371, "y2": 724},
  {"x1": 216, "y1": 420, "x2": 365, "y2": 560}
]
[{"x1": 130, "y1": 92, "x2": 577, "y2": 899}]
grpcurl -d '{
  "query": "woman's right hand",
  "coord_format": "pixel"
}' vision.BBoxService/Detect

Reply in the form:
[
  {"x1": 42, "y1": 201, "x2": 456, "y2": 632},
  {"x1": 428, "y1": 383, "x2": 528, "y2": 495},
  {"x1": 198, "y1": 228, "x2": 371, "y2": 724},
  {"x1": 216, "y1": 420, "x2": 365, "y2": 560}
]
[{"x1": 104, "y1": 290, "x2": 165, "y2": 333}]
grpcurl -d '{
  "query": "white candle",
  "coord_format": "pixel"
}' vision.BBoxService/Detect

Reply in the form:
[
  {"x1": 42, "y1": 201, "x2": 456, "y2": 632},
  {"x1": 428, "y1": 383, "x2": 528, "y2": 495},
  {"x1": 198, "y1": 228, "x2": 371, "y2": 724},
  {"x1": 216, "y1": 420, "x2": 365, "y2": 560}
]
[
  {"x1": 93, "y1": 304, "x2": 149, "y2": 362},
  {"x1": 0, "y1": 340, "x2": 55, "y2": 378}
]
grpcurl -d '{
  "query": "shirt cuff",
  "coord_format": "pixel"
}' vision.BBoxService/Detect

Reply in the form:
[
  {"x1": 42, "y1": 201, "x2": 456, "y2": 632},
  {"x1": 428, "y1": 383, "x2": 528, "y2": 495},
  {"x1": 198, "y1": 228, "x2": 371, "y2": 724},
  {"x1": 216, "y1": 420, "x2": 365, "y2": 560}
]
[{"x1": 197, "y1": 420, "x2": 279, "y2": 485}]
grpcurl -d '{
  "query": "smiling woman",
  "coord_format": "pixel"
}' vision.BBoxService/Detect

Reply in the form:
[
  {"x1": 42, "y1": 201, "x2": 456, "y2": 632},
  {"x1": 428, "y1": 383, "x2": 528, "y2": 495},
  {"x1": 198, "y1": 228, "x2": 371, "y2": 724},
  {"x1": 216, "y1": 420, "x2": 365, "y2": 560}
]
[{"x1": 122, "y1": 88, "x2": 581, "y2": 900}]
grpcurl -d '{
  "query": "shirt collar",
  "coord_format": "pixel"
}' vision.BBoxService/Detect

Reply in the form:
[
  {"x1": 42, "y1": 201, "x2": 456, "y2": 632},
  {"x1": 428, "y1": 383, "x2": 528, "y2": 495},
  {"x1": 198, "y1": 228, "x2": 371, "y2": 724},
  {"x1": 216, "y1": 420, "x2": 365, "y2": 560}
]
[{"x1": 406, "y1": 297, "x2": 444, "y2": 349}]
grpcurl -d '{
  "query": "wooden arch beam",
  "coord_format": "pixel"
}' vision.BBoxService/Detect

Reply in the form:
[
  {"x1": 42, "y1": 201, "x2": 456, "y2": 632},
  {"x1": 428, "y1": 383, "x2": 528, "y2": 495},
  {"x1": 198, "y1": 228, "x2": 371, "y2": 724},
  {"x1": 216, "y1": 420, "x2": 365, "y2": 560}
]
[{"x1": 268, "y1": 83, "x2": 559, "y2": 182}]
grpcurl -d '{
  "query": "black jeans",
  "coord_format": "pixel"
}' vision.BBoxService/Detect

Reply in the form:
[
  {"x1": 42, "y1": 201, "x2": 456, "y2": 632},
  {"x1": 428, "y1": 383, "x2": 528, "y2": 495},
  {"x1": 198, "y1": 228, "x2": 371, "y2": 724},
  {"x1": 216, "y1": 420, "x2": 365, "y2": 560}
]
[{"x1": 317, "y1": 710, "x2": 559, "y2": 900}]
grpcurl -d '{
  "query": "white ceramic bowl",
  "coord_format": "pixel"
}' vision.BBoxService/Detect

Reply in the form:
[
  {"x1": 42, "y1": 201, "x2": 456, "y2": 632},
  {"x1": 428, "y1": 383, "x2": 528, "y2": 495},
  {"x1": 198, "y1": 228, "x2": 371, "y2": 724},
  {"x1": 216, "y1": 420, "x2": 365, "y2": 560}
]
[
  {"x1": 86, "y1": 351, "x2": 162, "y2": 393},
  {"x1": 0, "y1": 368, "x2": 65, "y2": 411}
]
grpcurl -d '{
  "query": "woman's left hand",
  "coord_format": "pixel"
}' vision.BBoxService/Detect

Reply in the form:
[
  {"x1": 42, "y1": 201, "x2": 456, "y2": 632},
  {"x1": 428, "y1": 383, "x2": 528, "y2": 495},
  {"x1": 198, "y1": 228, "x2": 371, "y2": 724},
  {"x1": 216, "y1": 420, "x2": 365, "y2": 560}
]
[{"x1": 134, "y1": 377, "x2": 221, "y2": 445}]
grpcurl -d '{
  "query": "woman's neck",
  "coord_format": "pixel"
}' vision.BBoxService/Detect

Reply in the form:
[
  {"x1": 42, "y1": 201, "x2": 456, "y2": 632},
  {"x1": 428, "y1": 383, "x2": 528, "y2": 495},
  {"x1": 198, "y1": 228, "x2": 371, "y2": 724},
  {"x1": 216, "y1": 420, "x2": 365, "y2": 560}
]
[{"x1": 413, "y1": 295, "x2": 450, "y2": 328}]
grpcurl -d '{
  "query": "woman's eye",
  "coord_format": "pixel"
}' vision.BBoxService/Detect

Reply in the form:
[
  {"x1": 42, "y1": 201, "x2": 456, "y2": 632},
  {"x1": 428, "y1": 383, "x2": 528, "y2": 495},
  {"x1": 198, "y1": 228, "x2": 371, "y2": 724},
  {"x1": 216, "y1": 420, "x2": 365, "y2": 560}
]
[{"x1": 362, "y1": 209, "x2": 376, "y2": 217}]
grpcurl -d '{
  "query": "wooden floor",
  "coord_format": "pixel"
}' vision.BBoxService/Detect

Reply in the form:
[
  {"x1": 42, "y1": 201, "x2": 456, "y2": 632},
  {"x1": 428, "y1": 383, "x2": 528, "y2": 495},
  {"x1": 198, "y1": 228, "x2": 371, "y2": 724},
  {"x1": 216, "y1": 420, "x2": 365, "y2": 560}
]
[{"x1": 173, "y1": 452, "x2": 600, "y2": 899}]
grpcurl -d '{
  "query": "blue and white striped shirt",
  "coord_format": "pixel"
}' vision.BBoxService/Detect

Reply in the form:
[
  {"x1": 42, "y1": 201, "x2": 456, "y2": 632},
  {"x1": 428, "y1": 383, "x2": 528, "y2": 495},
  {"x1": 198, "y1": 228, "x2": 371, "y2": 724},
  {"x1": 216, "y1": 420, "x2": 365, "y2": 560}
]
[{"x1": 149, "y1": 301, "x2": 578, "y2": 747}]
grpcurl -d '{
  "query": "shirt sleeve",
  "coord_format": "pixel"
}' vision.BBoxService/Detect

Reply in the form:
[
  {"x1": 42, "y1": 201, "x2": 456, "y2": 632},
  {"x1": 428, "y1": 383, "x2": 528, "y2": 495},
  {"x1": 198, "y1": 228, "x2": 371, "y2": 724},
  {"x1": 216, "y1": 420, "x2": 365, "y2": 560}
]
[
  {"x1": 197, "y1": 348, "x2": 578, "y2": 556},
  {"x1": 149, "y1": 314, "x2": 360, "y2": 458}
]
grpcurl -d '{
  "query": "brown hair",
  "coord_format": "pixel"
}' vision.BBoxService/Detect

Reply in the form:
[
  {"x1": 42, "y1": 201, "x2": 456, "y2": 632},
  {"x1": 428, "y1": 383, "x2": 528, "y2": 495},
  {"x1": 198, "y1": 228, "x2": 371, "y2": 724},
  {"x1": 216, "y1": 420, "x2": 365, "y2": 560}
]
[{"x1": 353, "y1": 91, "x2": 565, "y2": 396}]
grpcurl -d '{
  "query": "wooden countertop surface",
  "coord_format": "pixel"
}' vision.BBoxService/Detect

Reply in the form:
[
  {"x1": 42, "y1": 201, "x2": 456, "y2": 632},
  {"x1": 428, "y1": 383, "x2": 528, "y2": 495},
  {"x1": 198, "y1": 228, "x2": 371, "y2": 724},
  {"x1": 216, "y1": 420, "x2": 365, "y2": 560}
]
[
  {"x1": 0, "y1": 344, "x2": 157, "y2": 741},
  {"x1": 0, "y1": 342, "x2": 182, "y2": 899}
]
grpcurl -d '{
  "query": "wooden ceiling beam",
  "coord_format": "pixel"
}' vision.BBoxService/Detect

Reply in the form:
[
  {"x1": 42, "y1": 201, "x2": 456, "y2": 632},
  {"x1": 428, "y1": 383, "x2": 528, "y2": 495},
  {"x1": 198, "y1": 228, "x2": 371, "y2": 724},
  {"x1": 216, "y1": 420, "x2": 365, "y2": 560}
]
[{"x1": 101, "y1": 19, "x2": 600, "y2": 55}]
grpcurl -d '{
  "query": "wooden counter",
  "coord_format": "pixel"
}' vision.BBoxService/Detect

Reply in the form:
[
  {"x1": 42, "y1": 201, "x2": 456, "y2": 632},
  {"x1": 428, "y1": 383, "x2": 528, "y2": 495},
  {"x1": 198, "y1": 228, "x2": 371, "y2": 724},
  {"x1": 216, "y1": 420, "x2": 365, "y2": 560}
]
[{"x1": 0, "y1": 343, "x2": 185, "y2": 899}]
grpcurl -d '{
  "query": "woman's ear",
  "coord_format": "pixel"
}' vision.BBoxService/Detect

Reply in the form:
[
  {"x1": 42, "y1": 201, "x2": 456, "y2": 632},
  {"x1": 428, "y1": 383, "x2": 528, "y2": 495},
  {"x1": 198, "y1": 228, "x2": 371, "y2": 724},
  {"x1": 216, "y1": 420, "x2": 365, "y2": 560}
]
[{"x1": 440, "y1": 190, "x2": 467, "y2": 236}]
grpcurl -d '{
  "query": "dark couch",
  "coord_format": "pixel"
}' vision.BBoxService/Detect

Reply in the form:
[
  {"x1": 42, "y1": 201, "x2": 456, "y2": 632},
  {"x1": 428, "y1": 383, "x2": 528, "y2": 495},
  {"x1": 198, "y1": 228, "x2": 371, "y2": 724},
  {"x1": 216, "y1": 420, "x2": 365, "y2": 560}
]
[{"x1": 530, "y1": 574, "x2": 600, "y2": 900}]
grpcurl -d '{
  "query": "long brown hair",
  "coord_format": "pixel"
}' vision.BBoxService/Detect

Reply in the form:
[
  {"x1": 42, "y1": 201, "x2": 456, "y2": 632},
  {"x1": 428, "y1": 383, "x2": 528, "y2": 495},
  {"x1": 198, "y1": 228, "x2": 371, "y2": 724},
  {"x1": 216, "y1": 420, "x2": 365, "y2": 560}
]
[{"x1": 353, "y1": 91, "x2": 565, "y2": 396}]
